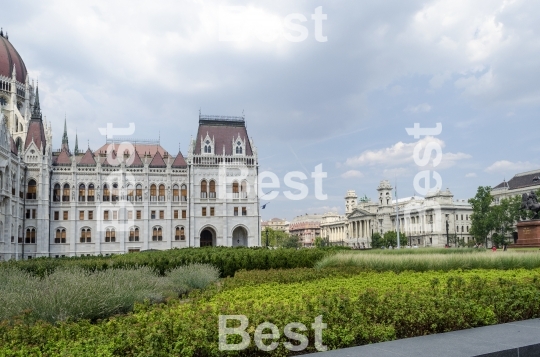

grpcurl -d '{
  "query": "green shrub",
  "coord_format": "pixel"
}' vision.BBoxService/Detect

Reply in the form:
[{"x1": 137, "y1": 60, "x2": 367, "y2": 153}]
[
  {"x1": 165, "y1": 263, "x2": 220, "y2": 296},
  {"x1": 2, "y1": 268, "x2": 540, "y2": 356},
  {"x1": 2, "y1": 247, "x2": 333, "y2": 278},
  {"x1": 0, "y1": 266, "x2": 163, "y2": 323}
]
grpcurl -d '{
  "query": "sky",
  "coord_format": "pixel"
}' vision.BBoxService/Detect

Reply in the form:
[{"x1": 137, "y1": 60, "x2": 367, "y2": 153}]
[{"x1": 2, "y1": 0, "x2": 540, "y2": 221}]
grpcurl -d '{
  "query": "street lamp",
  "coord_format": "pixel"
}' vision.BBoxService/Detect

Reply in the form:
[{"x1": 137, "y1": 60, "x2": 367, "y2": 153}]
[
  {"x1": 265, "y1": 228, "x2": 269, "y2": 248},
  {"x1": 445, "y1": 214, "x2": 450, "y2": 247}
]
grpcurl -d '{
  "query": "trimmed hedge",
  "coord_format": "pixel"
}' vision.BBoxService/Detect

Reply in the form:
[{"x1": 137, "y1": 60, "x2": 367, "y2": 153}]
[
  {"x1": 1, "y1": 247, "x2": 345, "y2": 278},
  {"x1": 2, "y1": 268, "x2": 540, "y2": 356}
]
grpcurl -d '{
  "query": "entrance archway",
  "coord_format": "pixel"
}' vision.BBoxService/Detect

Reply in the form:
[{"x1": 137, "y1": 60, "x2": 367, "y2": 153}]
[
  {"x1": 232, "y1": 226, "x2": 248, "y2": 247},
  {"x1": 200, "y1": 228, "x2": 215, "y2": 247}
]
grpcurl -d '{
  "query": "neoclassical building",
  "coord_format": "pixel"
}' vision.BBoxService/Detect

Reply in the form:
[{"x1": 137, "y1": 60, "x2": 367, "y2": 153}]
[
  {"x1": 0, "y1": 31, "x2": 260, "y2": 260},
  {"x1": 321, "y1": 180, "x2": 473, "y2": 248},
  {"x1": 491, "y1": 169, "x2": 540, "y2": 204}
]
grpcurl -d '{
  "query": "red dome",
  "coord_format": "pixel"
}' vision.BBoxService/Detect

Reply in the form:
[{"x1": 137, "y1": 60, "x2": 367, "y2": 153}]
[{"x1": 0, "y1": 33, "x2": 28, "y2": 84}]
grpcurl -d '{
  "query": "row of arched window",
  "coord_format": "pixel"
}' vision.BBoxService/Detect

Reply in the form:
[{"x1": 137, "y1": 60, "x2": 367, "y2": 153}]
[
  {"x1": 53, "y1": 183, "x2": 188, "y2": 202},
  {"x1": 54, "y1": 226, "x2": 186, "y2": 243},
  {"x1": 457, "y1": 225, "x2": 470, "y2": 233},
  {"x1": 200, "y1": 180, "x2": 248, "y2": 198}
]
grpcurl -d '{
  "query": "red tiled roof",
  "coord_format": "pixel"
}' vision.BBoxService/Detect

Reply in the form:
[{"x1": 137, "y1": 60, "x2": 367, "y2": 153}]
[
  {"x1": 54, "y1": 148, "x2": 71, "y2": 165},
  {"x1": 24, "y1": 119, "x2": 46, "y2": 153},
  {"x1": 0, "y1": 36, "x2": 27, "y2": 83},
  {"x1": 78, "y1": 148, "x2": 96, "y2": 166},
  {"x1": 149, "y1": 151, "x2": 166, "y2": 168},
  {"x1": 194, "y1": 120, "x2": 253, "y2": 155},
  {"x1": 94, "y1": 143, "x2": 166, "y2": 157},
  {"x1": 102, "y1": 150, "x2": 117, "y2": 166},
  {"x1": 171, "y1": 152, "x2": 187, "y2": 168},
  {"x1": 128, "y1": 149, "x2": 143, "y2": 167}
]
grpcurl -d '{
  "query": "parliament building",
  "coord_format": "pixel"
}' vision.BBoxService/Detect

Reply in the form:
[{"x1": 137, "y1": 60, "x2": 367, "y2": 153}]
[{"x1": 0, "y1": 31, "x2": 260, "y2": 260}]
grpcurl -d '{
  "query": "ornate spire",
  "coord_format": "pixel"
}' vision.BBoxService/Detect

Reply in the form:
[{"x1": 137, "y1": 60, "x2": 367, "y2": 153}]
[
  {"x1": 74, "y1": 130, "x2": 79, "y2": 155},
  {"x1": 61, "y1": 115, "x2": 69, "y2": 152},
  {"x1": 32, "y1": 85, "x2": 42, "y2": 120}
]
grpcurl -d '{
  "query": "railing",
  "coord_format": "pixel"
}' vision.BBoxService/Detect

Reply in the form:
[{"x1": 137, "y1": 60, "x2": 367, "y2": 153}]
[
  {"x1": 158, "y1": 196, "x2": 165, "y2": 202},
  {"x1": 150, "y1": 196, "x2": 157, "y2": 202},
  {"x1": 209, "y1": 192, "x2": 216, "y2": 199},
  {"x1": 181, "y1": 196, "x2": 187, "y2": 202},
  {"x1": 233, "y1": 192, "x2": 239, "y2": 199},
  {"x1": 200, "y1": 192, "x2": 207, "y2": 198},
  {"x1": 173, "y1": 196, "x2": 179, "y2": 202}
]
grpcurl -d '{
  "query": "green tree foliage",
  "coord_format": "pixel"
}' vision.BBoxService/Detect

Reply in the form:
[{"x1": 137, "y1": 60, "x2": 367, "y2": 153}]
[
  {"x1": 263, "y1": 227, "x2": 292, "y2": 247},
  {"x1": 469, "y1": 186, "x2": 495, "y2": 244},
  {"x1": 314, "y1": 236, "x2": 330, "y2": 248},
  {"x1": 371, "y1": 232, "x2": 384, "y2": 248},
  {"x1": 281, "y1": 235, "x2": 302, "y2": 249},
  {"x1": 382, "y1": 231, "x2": 408, "y2": 248}
]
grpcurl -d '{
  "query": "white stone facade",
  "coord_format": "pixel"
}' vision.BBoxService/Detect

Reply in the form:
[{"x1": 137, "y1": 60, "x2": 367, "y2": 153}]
[
  {"x1": 321, "y1": 180, "x2": 474, "y2": 248},
  {"x1": 0, "y1": 35, "x2": 260, "y2": 260}
]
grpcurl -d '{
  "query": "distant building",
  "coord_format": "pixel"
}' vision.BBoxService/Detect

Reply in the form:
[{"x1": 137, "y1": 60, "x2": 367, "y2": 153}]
[
  {"x1": 289, "y1": 214, "x2": 322, "y2": 247},
  {"x1": 321, "y1": 180, "x2": 473, "y2": 248},
  {"x1": 261, "y1": 218, "x2": 289, "y2": 234},
  {"x1": 491, "y1": 169, "x2": 540, "y2": 203}
]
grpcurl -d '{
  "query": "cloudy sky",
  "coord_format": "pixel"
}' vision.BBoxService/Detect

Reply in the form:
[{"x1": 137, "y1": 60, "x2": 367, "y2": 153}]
[{"x1": 3, "y1": 0, "x2": 540, "y2": 220}]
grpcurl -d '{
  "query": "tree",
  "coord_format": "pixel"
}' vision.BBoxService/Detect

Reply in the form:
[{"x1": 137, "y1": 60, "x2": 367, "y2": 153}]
[
  {"x1": 371, "y1": 232, "x2": 383, "y2": 248},
  {"x1": 263, "y1": 227, "x2": 292, "y2": 247},
  {"x1": 469, "y1": 186, "x2": 495, "y2": 245},
  {"x1": 282, "y1": 235, "x2": 301, "y2": 249},
  {"x1": 314, "y1": 236, "x2": 330, "y2": 248},
  {"x1": 383, "y1": 231, "x2": 407, "y2": 248}
]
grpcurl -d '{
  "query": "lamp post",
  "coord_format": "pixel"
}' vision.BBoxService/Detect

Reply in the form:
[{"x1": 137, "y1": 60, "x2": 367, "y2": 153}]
[
  {"x1": 445, "y1": 214, "x2": 450, "y2": 247},
  {"x1": 265, "y1": 228, "x2": 269, "y2": 248}
]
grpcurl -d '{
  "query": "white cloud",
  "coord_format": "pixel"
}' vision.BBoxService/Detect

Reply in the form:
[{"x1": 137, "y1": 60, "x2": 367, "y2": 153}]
[
  {"x1": 341, "y1": 170, "x2": 364, "y2": 179},
  {"x1": 404, "y1": 103, "x2": 432, "y2": 113},
  {"x1": 465, "y1": 172, "x2": 477, "y2": 178},
  {"x1": 343, "y1": 136, "x2": 470, "y2": 170},
  {"x1": 485, "y1": 160, "x2": 539, "y2": 173}
]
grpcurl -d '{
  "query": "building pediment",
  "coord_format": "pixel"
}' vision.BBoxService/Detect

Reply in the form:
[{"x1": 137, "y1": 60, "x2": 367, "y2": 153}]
[{"x1": 347, "y1": 208, "x2": 373, "y2": 219}]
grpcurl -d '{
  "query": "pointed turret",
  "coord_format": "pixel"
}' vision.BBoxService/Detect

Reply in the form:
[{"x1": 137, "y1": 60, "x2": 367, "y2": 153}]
[
  {"x1": 32, "y1": 86, "x2": 42, "y2": 120},
  {"x1": 25, "y1": 85, "x2": 47, "y2": 153},
  {"x1": 74, "y1": 132, "x2": 79, "y2": 155},
  {"x1": 61, "y1": 116, "x2": 69, "y2": 152}
]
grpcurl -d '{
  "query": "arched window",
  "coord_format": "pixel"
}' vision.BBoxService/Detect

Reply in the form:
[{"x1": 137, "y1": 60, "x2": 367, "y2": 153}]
[
  {"x1": 105, "y1": 228, "x2": 116, "y2": 242},
  {"x1": 62, "y1": 184, "x2": 70, "y2": 202},
  {"x1": 88, "y1": 184, "x2": 95, "y2": 202},
  {"x1": 201, "y1": 180, "x2": 207, "y2": 198},
  {"x1": 173, "y1": 184, "x2": 179, "y2": 201},
  {"x1": 159, "y1": 184, "x2": 165, "y2": 201},
  {"x1": 462, "y1": 226, "x2": 464, "y2": 233},
  {"x1": 467, "y1": 226, "x2": 469, "y2": 233},
  {"x1": 241, "y1": 180, "x2": 247, "y2": 198},
  {"x1": 53, "y1": 184, "x2": 61, "y2": 202},
  {"x1": 103, "y1": 184, "x2": 110, "y2": 201},
  {"x1": 209, "y1": 180, "x2": 216, "y2": 198},
  {"x1": 78, "y1": 184, "x2": 86, "y2": 202},
  {"x1": 232, "y1": 181, "x2": 239, "y2": 198},
  {"x1": 175, "y1": 226, "x2": 185, "y2": 241},
  {"x1": 25, "y1": 228, "x2": 36, "y2": 244},
  {"x1": 181, "y1": 184, "x2": 187, "y2": 202},
  {"x1": 80, "y1": 228, "x2": 91, "y2": 243},
  {"x1": 127, "y1": 184, "x2": 134, "y2": 201},
  {"x1": 27, "y1": 179, "x2": 37, "y2": 200},
  {"x1": 112, "y1": 183, "x2": 119, "y2": 202},
  {"x1": 152, "y1": 227, "x2": 163, "y2": 241},
  {"x1": 136, "y1": 184, "x2": 143, "y2": 201},
  {"x1": 55, "y1": 228, "x2": 66, "y2": 243},
  {"x1": 129, "y1": 227, "x2": 140, "y2": 242}
]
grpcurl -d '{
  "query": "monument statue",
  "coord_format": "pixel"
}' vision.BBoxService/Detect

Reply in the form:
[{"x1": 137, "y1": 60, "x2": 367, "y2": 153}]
[{"x1": 521, "y1": 191, "x2": 540, "y2": 220}]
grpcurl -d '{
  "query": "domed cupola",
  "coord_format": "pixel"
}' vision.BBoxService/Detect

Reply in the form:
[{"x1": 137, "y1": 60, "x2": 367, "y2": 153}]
[{"x1": 0, "y1": 29, "x2": 28, "y2": 84}]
